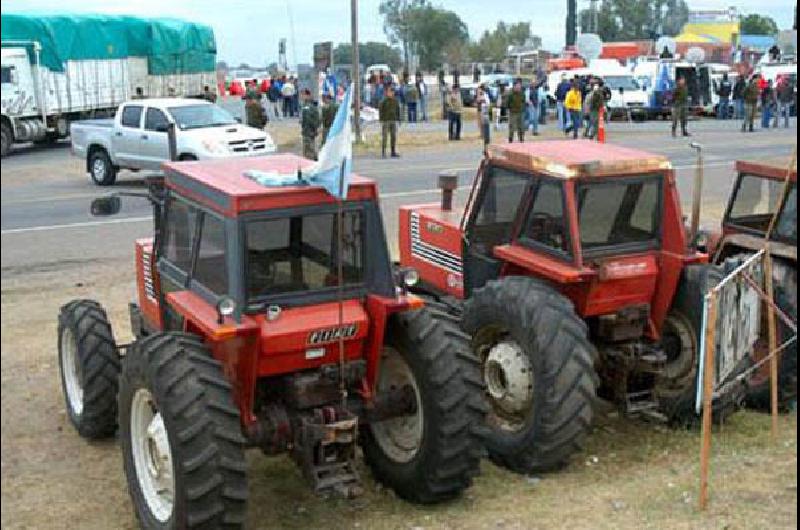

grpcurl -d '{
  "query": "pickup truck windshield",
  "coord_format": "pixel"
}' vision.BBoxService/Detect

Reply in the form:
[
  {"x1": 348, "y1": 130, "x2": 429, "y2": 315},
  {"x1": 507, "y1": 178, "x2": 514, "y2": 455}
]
[
  {"x1": 604, "y1": 76, "x2": 640, "y2": 91},
  {"x1": 168, "y1": 104, "x2": 237, "y2": 130}
]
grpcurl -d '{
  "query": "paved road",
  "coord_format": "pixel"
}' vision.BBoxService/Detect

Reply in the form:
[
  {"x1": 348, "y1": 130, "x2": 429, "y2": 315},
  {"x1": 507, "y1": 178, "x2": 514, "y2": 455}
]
[{"x1": 1, "y1": 119, "x2": 796, "y2": 271}]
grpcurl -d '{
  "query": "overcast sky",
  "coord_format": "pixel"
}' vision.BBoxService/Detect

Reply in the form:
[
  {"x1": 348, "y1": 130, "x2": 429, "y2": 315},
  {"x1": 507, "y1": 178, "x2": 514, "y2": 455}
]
[{"x1": 4, "y1": 0, "x2": 796, "y2": 67}]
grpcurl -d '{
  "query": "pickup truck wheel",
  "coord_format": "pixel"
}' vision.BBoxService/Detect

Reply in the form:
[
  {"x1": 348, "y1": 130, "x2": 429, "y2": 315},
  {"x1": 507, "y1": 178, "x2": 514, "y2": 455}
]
[
  {"x1": 89, "y1": 149, "x2": 117, "y2": 186},
  {"x1": 1, "y1": 122, "x2": 11, "y2": 158},
  {"x1": 178, "y1": 154, "x2": 198, "y2": 161}
]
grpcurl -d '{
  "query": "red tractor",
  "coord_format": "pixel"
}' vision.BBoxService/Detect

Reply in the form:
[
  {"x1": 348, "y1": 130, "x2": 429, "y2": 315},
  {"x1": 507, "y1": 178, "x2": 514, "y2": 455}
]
[
  {"x1": 708, "y1": 157, "x2": 797, "y2": 409},
  {"x1": 57, "y1": 155, "x2": 486, "y2": 527},
  {"x1": 399, "y1": 140, "x2": 747, "y2": 475}
]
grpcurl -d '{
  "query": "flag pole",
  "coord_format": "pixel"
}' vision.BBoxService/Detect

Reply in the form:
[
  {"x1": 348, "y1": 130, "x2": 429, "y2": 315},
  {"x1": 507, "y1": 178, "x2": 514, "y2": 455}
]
[{"x1": 337, "y1": 158, "x2": 347, "y2": 408}]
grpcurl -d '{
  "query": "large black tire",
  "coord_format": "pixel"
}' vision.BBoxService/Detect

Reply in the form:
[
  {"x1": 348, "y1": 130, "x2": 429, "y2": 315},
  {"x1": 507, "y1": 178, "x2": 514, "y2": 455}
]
[
  {"x1": 361, "y1": 306, "x2": 486, "y2": 504},
  {"x1": 88, "y1": 148, "x2": 117, "y2": 186},
  {"x1": 745, "y1": 260, "x2": 797, "y2": 410},
  {"x1": 462, "y1": 276, "x2": 599, "y2": 475},
  {"x1": 1, "y1": 121, "x2": 11, "y2": 158},
  {"x1": 656, "y1": 264, "x2": 747, "y2": 426},
  {"x1": 58, "y1": 299, "x2": 121, "y2": 439},
  {"x1": 119, "y1": 333, "x2": 248, "y2": 529}
]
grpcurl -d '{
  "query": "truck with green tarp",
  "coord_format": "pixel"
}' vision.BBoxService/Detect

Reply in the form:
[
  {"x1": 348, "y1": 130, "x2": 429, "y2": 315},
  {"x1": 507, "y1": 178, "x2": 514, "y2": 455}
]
[{"x1": 1, "y1": 13, "x2": 217, "y2": 157}]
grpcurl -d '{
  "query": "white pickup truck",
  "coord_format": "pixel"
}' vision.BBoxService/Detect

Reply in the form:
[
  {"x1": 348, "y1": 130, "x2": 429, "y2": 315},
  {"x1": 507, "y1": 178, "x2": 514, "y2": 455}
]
[{"x1": 71, "y1": 98, "x2": 276, "y2": 185}]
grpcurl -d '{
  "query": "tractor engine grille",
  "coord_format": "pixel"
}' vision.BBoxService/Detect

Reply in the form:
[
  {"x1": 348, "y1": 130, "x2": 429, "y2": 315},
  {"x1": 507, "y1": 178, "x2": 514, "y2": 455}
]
[
  {"x1": 409, "y1": 212, "x2": 463, "y2": 274},
  {"x1": 142, "y1": 247, "x2": 157, "y2": 301}
]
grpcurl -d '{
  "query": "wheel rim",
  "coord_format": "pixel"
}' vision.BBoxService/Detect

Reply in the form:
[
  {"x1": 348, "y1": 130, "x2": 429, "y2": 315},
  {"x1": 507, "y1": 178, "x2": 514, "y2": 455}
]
[
  {"x1": 657, "y1": 313, "x2": 697, "y2": 394},
  {"x1": 91, "y1": 157, "x2": 106, "y2": 181},
  {"x1": 480, "y1": 337, "x2": 534, "y2": 432},
  {"x1": 370, "y1": 346, "x2": 423, "y2": 463},
  {"x1": 131, "y1": 388, "x2": 174, "y2": 523},
  {"x1": 60, "y1": 327, "x2": 84, "y2": 416}
]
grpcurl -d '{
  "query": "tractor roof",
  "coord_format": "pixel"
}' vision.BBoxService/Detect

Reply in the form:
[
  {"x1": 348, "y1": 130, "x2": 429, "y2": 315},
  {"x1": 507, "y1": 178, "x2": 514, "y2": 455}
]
[
  {"x1": 162, "y1": 154, "x2": 378, "y2": 216},
  {"x1": 735, "y1": 156, "x2": 797, "y2": 183},
  {"x1": 487, "y1": 140, "x2": 671, "y2": 179}
]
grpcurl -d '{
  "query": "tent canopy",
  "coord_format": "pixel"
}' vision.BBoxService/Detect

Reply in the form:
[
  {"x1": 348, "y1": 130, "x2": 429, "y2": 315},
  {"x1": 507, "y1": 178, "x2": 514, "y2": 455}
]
[{"x1": 0, "y1": 13, "x2": 216, "y2": 74}]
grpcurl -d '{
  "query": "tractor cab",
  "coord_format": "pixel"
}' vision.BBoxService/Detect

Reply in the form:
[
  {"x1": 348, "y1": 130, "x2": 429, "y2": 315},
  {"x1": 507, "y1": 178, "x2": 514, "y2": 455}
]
[
  {"x1": 715, "y1": 157, "x2": 797, "y2": 262},
  {"x1": 402, "y1": 140, "x2": 706, "y2": 338}
]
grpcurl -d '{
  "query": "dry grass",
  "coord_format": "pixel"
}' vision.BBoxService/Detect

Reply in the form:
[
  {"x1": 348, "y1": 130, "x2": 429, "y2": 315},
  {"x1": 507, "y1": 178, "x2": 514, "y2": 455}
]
[{"x1": 1, "y1": 258, "x2": 797, "y2": 529}]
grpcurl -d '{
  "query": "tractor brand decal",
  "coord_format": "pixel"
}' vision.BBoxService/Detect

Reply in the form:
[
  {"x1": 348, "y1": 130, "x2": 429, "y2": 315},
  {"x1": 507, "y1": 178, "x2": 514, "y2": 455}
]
[
  {"x1": 447, "y1": 273, "x2": 463, "y2": 289},
  {"x1": 425, "y1": 221, "x2": 444, "y2": 234},
  {"x1": 308, "y1": 324, "x2": 358, "y2": 345},
  {"x1": 410, "y1": 212, "x2": 462, "y2": 275},
  {"x1": 601, "y1": 260, "x2": 651, "y2": 280},
  {"x1": 141, "y1": 247, "x2": 157, "y2": 302}
]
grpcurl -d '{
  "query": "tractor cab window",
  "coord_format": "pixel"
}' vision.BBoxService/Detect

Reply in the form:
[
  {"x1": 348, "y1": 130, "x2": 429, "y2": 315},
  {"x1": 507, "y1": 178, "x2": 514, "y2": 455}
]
[
  {"x1": 773, "y1": 184, "x2": 797, "y2": 245},
  {"x1": 576, "y1": 176, "x2": 660, "y2": 255},
  {"x1": 161, "y1": 197, "x2": 198, "y2": 272},
  {"x1": 727, "y1": 175, "x2": 785, "y2": 235},
  {"x1": 246, "y1": 210, "x2": 365, "y2": 301},
  {"x1": 1, "y1": 66, "x2": 14, "y2": 84},
  {"x1": 194, "y1": 214, "x2": 228, "y2": 295},
  {"x1": 468, "y1": 166, "x2": 529, "y2": 252},
  {"x1": 521, "y1": 179, "x2": 570, "y2": 255}
]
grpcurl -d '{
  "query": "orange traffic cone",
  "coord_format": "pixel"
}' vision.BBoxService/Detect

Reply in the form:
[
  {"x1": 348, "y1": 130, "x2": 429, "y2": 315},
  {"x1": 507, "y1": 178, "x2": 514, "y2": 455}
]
[{"x1": 598, "y1": 106, "x2": 606, "y2": 143}]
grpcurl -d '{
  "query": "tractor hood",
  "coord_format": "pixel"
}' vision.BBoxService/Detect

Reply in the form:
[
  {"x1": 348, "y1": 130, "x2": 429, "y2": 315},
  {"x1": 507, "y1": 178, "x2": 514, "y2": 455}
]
[{"x1": 254, "y1": 300, "x2": 370, "y2": 376}]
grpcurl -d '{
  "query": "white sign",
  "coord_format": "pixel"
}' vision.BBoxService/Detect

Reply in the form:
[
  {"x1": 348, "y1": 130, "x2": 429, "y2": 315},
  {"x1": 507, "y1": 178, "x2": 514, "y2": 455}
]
[{"x1": 696, "y1": 251, "x2": 764, "y2": 412}]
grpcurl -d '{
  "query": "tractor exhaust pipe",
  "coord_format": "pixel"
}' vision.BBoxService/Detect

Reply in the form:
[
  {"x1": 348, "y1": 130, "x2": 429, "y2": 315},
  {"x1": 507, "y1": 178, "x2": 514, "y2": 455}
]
[
  {"x1": 689, "y1": 141, "x2": 704, "y2": 248},
  {"x1": 167, "y1": 122, "x2": 178, "y2": 162},
  {"x1": 438, "y1": 171, "x2": 458, "y2": 211}
]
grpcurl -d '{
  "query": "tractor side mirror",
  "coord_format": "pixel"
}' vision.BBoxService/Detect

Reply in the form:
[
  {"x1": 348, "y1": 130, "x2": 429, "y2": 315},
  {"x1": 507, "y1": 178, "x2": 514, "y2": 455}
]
[{"x1": 90, "y1": 196, "x2": 121, "y2": 216}]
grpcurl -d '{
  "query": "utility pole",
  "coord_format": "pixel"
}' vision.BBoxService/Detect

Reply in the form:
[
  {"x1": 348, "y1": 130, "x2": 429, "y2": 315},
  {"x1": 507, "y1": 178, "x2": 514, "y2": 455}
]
[
  {"x1": 351, "y1": 0, "x2": 361, "y2": 142},
  {"x1": 566, "y1": 0, "x2": 577, "y2": 47}
]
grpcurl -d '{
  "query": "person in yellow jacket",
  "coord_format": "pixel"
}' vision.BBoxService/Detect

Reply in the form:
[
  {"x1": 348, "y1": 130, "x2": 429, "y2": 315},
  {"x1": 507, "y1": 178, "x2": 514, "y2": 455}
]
[{"x1": 563, "y1": 80, "x2": 584, "y2": 139}]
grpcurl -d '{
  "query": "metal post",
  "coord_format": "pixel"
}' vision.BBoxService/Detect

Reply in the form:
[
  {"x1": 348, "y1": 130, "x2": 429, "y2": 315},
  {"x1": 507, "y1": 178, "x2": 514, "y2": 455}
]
[
  {"x1": 351, "y1": 0, "x2": 361, "y2": 143},
  {"x1": 764, "y1": 250, "x2": 779, "y2": 439},
  {"x1": 699, "y1": 291, "x2": 718, "y2": 511},
  {"x1": 689, "y1": 142, "x2": 704, "y2": 248},
  {"x1": 167, "y1": 122, "x2": 178, "y2": 161}
]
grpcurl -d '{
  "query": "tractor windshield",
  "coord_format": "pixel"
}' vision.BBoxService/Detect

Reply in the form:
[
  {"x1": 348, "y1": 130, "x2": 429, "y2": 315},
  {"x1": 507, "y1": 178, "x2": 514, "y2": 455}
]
[
  {"x1": 773, "y1": 184, "x2": 797, "y2": 244},
  {"x1": 245, "y1": 210, "x2": 365, "y2": 301},
  {"x1": 576, "y1": 176, "x2": 661, "y2": 255},
  {"x1": 726, "y1": 175, "x2": 784, "y2": 235}
]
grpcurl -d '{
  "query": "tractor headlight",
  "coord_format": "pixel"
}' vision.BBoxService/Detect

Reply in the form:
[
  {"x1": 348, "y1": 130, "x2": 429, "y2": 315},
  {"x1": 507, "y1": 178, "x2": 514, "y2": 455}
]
[
  {"x1": 216, "y1": 297, "x2": 236, "y2": 323},
  {"x1": 396, "y1": 267, "x2": 420, "y2": 292}
]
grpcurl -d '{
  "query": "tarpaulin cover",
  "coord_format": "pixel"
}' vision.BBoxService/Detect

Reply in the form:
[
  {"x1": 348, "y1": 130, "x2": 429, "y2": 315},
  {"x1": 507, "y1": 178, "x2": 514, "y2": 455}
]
[{"x1": 0, "y1": 13, "x2": 216, "y2": 74}]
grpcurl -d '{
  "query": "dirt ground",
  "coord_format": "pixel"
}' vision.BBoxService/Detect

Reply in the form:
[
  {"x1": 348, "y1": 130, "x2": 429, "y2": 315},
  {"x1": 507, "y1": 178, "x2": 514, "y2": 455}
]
[{"x1": 1, "y1": 256, "x2": 797, "y2": 529}]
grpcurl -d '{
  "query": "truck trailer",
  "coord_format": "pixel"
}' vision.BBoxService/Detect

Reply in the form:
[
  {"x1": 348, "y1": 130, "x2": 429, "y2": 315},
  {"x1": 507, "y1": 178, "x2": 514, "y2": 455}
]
[{"x1": 1, "y1": 14, "x2": 217, "y2": 157}]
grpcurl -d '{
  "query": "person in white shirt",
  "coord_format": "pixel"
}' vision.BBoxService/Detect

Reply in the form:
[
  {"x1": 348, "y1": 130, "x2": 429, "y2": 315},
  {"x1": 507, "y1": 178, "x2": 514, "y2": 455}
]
[
  {"x1": 416, "y1": 73, "x2": 428, "y2": 121},
  {"x1": 476, "y1": 85, "x2": 491, "y2": 156}
]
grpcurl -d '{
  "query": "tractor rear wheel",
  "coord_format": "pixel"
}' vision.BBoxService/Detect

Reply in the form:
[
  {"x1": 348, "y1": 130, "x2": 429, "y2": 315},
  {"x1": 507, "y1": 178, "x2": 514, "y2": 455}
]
[
  {"x1": 462, "y1": 276, "x2": 599, "y2": 474},
  {"x1": 119, "y1": 333, "x2": 248, "y2": 528},
  {"x1": 361, "y1": 306, "x2": 486, "y2": 504},
  {"x1": 58, "y1": 299, "x2": 120, "y2": 439},
  {"x1": 655, "y1": 264, "x2": 747, "y2": 425}
]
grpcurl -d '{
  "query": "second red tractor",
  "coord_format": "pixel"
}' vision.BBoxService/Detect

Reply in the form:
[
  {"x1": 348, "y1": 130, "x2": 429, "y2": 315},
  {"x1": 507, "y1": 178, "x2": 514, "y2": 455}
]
[{"x1": 400, "y1": 140, "x2": 748, "y2": 474}]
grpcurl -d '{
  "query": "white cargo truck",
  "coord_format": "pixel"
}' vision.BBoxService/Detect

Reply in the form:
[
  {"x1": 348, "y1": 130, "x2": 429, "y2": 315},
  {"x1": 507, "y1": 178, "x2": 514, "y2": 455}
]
[{"x1": 1, "y1": 14, "x2": 217, "y2": 157}]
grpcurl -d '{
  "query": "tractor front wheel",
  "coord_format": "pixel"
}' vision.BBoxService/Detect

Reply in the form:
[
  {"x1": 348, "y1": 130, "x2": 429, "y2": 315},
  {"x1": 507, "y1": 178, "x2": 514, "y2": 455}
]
[
  {"x1": 361, "y1": 306, "x2": 486, "y2": 504},
  {"x1": 119, "y1": 333, "x2": 248, "y2": 528},
  {"x1": 462, "y1": 276, "x2": 599, "y2": 474},
  {"x1": 58, "y1": 299, "x2": 120, "y2": 439}
]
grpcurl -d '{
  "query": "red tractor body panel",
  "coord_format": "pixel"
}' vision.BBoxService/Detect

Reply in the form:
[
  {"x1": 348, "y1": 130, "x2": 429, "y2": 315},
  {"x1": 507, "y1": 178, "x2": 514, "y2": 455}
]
[{"x1": 400, "y1": 140, "x2": 709, "y2": 338}]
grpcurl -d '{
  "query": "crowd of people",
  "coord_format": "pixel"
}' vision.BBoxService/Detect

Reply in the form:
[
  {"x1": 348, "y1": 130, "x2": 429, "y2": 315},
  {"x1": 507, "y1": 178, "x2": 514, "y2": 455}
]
[{"x1": 233, "y1": 65, "x2": 794, "y2": 162}]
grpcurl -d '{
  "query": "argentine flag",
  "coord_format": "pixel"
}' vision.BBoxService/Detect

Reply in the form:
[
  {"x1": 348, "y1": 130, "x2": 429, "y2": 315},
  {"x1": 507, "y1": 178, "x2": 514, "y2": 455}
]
[
  {"x1": 243, "y1": 84, "x2": 354, "y2": 199},
  {"x1": 306, "y1": 83, "x2": 354, "y2": 199}
]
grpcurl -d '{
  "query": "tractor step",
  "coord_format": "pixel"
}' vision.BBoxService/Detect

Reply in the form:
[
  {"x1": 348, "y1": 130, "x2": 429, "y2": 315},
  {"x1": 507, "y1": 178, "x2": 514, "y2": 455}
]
[
  {"x1": 623, "y1": 390, "x2": 666, "y2": 422},
  {"x1": 294, "y1": 406, "x2": 362, "y2": 497}
]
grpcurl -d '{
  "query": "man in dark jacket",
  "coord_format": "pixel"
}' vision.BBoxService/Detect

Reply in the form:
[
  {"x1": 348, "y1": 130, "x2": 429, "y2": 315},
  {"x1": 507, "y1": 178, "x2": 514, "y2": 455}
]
[
  {"x1": 245, "y1": 94, "x2": 267, "y2": 130},
  {"x1": 775, "y1": 76, "x2": 794, "y2": 129},
  {"x1": 319, "y1": 93, "x2": 338, "y2": 146},
  {"x1": 299, "y1": 89, "x2": 320, "y2": 160},
  {"x1": 379, "y1": 86, "x2": 400, "y2": 158},
  {"x1": 671, "y1": 77, "x2": 690, "y2": 137},
  {"x1": 506, "y1": 79, "x2": 526, "y2": 143},
  {"x1": 716, "y1": 73, "x2": 732, "y2": 119},
  {"x1": 742, "y1": 75, "x2": 760, "y2": 133},
  {"x1": 555, "y1": 74, "x2": 571, "y2": 131},
  {"x1": 732, "y1": 76, "x2": 746, "y2": 120}
]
